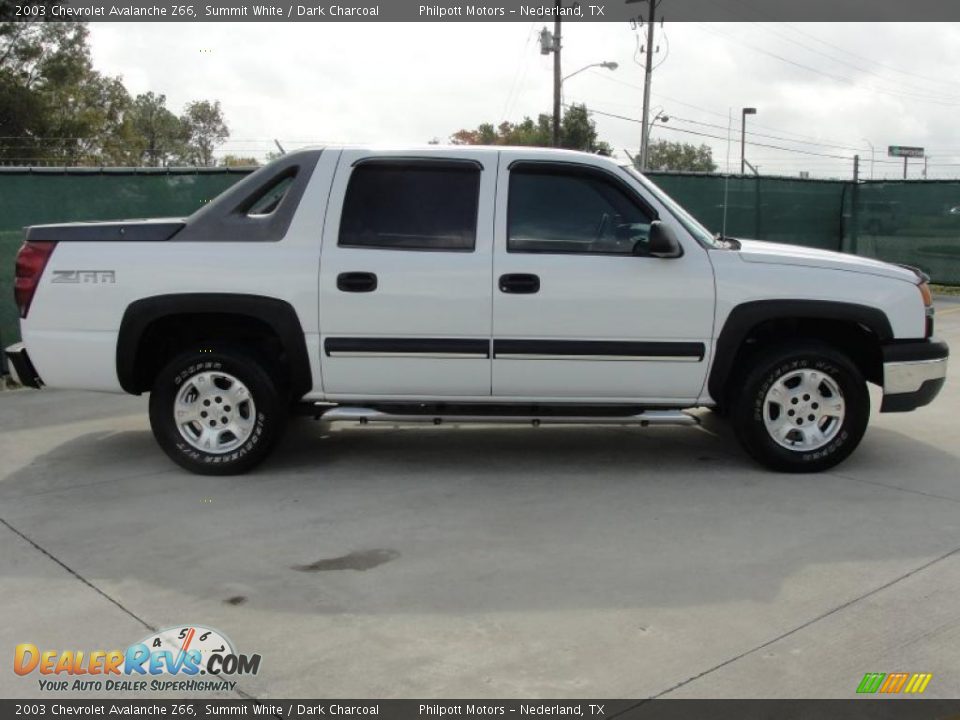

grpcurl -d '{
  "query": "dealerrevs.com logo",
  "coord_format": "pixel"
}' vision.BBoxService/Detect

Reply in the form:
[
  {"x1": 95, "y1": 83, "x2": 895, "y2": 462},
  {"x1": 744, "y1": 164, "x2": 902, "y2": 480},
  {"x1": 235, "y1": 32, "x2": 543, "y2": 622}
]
[{"x1": 14, "y1": 625, "x2": 261, "y2": 693}]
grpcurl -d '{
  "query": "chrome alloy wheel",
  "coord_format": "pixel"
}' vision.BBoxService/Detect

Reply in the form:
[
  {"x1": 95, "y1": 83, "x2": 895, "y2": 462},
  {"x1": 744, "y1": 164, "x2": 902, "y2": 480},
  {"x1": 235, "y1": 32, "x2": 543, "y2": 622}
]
[
  {"x1": 762, "y1": 369, "x2": 845, "y2": 451},
  {"x1": 174, "y1": 371, "x2": 256, "y2": 454}
]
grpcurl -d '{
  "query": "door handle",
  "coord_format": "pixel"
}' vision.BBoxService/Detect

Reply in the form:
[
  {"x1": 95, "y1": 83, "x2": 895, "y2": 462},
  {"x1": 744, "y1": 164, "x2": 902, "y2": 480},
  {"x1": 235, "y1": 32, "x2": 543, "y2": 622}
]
[
  {"x1": 337, "y1": 272, "x2": 378, "y2": 293},
  {"x1": 499, "y1": 273, "x2": 540, "y2": 294}
]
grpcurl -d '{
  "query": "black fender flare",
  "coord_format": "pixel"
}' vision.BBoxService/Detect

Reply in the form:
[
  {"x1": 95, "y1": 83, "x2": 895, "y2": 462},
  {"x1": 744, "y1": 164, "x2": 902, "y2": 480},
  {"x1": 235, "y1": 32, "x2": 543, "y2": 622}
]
[
  {"x1": 707, "y1": 299, "x2": 894, "y2": 401},
  {"x1": 116, "y1": 293, "x2": 312, "y2": 397}
]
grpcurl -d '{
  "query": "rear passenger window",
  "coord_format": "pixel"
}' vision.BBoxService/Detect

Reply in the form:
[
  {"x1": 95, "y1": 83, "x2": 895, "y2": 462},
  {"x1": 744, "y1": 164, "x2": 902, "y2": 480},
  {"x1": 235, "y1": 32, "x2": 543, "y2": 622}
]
[{"x1": 339, "y1": 163, "x2": 480, "y2": 251}]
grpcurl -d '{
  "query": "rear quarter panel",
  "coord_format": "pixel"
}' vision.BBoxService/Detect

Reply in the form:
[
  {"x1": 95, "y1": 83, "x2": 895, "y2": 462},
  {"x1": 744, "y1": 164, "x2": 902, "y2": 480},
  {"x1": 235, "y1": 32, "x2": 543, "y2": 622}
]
[{"x1": 21, "y1": 150, "x2": 340, "y2": 393}]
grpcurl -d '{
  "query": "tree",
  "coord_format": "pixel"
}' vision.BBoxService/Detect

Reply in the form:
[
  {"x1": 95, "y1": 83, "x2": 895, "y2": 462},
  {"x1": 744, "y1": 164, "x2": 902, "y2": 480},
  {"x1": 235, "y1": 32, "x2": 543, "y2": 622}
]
[
  {"x1": 644, "y1": 140, "x2": 717, "y2": 173},
  {"x1": 0, "y1": 20, "x2": 130, "y2": 165},
  {"x1": 1, "y1": 19, "x2": 234, "y2": 167},
  {"x1": 180, "y1": 100, "x2": 229, "y2": 167},
  {"x1": 220, "y1": 155, "x2": 259, "y2": 167},
  {"x1": 450, "y1": 104, "x2": 611, "y2": 155},
  {"x1": 122, "y1": 92, "x2": 187, "y2": 167}
]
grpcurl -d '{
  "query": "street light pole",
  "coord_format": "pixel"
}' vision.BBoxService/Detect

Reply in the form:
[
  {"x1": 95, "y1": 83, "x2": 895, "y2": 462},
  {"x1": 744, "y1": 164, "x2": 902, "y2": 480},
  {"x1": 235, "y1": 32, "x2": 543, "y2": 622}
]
[
  {"x1": 741, "y1": 107, "x2": 756, "y2": 175},
  {"x1": 642, "y1": 111, "x2": 669, "y2": 169},
  {"x1": 561, "y1": 61, "x2": 618, "y2": 84}
]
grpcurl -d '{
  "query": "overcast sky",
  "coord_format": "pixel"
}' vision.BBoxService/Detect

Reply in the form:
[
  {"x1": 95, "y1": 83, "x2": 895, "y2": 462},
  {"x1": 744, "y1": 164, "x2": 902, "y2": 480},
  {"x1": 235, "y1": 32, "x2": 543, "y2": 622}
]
[{"x1": 88, "y1": 21, "x2": 960, "y2": 179}]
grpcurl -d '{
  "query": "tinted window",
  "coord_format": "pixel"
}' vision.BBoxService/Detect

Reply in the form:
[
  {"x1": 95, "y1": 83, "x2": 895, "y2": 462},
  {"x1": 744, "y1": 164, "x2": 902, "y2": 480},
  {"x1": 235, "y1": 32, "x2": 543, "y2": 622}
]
[
  {"x1": 508, "y1": 169, "x2": 654, "y2": 255},
  {"x1": 339, "y1": 163, "x2": 480, "y2": 251},
  {"x1": 247, "y1": 175, "x2": 295, "y2": 216}
]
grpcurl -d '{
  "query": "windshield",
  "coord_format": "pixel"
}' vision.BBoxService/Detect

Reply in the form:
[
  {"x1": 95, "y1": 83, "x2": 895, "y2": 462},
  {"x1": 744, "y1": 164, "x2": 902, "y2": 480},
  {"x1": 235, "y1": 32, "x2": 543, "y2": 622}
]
[{"x1": 622, "y1": 166, "x2": 722, "y2": 248}]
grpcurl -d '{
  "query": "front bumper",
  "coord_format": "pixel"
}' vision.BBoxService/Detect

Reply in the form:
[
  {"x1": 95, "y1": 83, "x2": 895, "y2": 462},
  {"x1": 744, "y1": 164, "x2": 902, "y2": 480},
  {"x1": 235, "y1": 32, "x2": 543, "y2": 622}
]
[
  {"x1": 881, "y1": 338, "x2": 948, "y2": 413},
  {"x1": 4, "y1": 342, "x2": 43, "y2": 388}
]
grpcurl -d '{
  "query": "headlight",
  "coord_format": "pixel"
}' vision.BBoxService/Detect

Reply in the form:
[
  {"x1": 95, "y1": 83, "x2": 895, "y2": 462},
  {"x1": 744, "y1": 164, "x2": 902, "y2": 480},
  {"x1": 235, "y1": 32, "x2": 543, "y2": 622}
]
[{"x1": 918, "y1": 281, "x2": 933, "y2": 308}]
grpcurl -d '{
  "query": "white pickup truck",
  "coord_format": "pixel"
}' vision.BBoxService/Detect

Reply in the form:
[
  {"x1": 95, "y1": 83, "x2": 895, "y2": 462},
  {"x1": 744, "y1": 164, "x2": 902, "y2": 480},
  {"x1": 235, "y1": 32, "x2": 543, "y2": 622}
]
[{"x1": 6, "y1": 146, "x2": 948, "y2": 475}]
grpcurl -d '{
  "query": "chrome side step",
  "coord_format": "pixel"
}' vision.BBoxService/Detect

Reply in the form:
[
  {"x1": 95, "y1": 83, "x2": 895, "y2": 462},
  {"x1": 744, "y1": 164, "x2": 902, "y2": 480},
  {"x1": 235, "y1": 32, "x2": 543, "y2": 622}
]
[{"x1": 317, "y1": 406, "x2": 699, "y2": 431}]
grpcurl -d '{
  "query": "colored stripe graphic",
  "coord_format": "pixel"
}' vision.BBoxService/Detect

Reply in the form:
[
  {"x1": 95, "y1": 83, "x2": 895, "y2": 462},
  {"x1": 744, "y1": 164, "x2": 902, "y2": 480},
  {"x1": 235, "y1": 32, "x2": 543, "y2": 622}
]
[
  {"x1": 858, "y1": 672, "x2": 932, "y2": 694},
  {"x1": 904, "y1": 673, "x2": 933, "y2": 694},
  {"x1": 880, "y1": 672, "x2": 909, "y2": 693},
  {"x1": 857, "y1": 673, "x2": 886, "y2": 694}
]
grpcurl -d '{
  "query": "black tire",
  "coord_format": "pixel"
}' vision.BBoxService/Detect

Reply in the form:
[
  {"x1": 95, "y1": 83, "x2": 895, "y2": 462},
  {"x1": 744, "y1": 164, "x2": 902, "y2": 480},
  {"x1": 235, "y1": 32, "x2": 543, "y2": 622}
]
[
  {"x1": 731, "y1": 342, "x2": 870, "y2": 473},
  {"x1": 149, "y1": 349, "x2": 285, "y2": 475}
]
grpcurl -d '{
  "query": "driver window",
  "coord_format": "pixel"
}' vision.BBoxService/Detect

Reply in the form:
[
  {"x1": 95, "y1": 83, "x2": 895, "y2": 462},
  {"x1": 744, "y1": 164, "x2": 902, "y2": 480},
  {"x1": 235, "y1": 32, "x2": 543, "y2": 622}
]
[{"x1": 507, "y1": 167, "x2": 654, "y2": 255}]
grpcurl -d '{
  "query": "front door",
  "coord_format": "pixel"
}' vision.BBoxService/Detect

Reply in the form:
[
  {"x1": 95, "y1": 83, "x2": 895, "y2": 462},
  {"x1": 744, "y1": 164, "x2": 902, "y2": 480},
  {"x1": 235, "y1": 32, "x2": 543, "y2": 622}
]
[
  {"x1": 491, "y1": 154, "x2": 715, "y2": 403},
  {"x1": 319, "y1": 150, "x2": 496, "y2": 398}
]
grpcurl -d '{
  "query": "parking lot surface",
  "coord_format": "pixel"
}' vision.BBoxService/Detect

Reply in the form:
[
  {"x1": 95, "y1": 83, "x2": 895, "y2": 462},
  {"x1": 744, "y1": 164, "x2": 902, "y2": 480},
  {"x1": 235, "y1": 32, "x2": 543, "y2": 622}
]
[{"x1": 2, "y1": 301, "x2": 959, "y2": 700}]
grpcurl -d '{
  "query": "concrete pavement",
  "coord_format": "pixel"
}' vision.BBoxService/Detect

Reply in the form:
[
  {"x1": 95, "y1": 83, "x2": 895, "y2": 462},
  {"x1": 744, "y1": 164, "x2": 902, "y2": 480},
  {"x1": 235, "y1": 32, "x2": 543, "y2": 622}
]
[{"x1": 1, "y1": 303, "x2": 958, "y2": 700}]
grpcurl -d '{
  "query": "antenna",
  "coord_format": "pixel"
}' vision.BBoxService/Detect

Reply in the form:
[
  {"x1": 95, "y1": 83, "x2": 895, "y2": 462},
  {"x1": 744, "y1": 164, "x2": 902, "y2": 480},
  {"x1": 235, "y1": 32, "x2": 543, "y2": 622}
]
[
  {"x1": 274, "y1": 139, "x2": 286, "y2": 156},
  {"x1": 722, "y1": 108, "x2": 731, "y2": 240}
]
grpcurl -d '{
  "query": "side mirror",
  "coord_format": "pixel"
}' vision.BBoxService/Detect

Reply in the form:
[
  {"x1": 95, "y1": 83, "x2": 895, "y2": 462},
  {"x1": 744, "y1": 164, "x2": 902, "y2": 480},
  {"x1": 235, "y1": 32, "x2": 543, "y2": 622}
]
[{"x1": 646, "y1": 221, "x2": 683, "y2": 258}]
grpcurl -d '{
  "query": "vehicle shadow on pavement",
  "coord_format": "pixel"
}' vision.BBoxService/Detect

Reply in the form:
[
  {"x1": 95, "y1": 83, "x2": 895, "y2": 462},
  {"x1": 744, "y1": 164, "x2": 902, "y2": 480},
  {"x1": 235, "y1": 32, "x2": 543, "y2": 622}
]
[{"x1": 2, "y1": 418, "x2": 959, "y2": 617}]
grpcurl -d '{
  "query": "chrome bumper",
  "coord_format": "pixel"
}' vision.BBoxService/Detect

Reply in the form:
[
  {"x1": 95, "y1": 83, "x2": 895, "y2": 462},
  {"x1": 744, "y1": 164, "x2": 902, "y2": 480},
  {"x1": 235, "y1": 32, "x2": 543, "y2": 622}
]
[{"x1": 881, "y1": 339, "x2": 948, "y2": 413}]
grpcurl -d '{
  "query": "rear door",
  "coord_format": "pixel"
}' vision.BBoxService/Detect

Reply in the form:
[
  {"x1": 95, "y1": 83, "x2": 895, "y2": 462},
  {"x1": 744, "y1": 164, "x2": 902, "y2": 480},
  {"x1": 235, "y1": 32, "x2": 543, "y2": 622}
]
[{"x1": 319, "y1": 150, "x2": 495, "y2": 398}]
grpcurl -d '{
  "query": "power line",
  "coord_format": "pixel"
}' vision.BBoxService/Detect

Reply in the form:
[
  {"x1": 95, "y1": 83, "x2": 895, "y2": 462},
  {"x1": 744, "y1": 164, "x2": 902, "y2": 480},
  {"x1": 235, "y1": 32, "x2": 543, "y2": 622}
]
[
  {"x1": 747, "y1": 22, "x2": 960, "y2": 102},
  {"x1": 576, "y1": 104, "x2": 853, "y2": 159},
  {"x1": 585, "y1": 70, "x2": 876, "y2": 150},
  {"x1": 779, "y1": 21, "x2": 960, "y2": 94},
  {"x1": 693, "y1": 22, "x2": 960, "y2": 107}
]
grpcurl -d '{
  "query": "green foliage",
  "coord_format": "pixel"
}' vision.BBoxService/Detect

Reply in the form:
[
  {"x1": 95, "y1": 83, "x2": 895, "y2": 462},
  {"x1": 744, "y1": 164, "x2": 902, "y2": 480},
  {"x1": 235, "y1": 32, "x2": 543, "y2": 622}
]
[
  {"x1": 220, "y1": 155, "x2": 260, "y2": 167},
  {"x1": 0, "y1": 20, "x2": 231, "y2": 167},
  {"x1": 644, "y1": 140, "x2": 717, "y2": 173},
  {"x1": 450, "y1": 104, "x2": 612, "y2": 155},
  {"x1": 124, "y1": 92, "x2": 187, "y2": 167},
  {"x1": 180, "y1": 100, "x2": 229, "y2": 167}
]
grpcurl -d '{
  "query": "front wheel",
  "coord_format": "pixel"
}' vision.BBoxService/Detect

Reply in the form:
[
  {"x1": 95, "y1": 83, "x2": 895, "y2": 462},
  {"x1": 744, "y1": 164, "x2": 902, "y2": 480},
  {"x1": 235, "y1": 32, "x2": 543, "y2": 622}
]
[
  {"x1": 149, "y1": 349, "x2": 285, "y2": 475},
  {"x1": 731, "y1": 342, "x2": 870, "y2": 473}
]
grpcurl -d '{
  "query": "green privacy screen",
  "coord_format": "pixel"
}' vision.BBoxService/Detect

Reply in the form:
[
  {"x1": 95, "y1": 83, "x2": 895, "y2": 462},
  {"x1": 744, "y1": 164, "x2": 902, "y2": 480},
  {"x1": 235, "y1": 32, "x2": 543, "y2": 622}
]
[
  {"x1": 648, "y1": 173, "x2": 847, "y2": 251},
  {"x1": 1, "y1": 168, "x2": 959, "y2": 351},
  {"x1": 841, "y1": 180, "x2": 960, "y2": 287}
]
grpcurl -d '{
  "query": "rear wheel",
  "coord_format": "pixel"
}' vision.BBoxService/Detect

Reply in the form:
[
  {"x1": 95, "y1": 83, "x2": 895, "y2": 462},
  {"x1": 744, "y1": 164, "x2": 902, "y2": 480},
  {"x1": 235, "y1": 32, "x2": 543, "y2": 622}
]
[
  {"x1": 731, "y1": 342, "x2": 869, "y2": 472},
  {"x1": 149, "y1": 349, "x2": 285, "y2": 475}
]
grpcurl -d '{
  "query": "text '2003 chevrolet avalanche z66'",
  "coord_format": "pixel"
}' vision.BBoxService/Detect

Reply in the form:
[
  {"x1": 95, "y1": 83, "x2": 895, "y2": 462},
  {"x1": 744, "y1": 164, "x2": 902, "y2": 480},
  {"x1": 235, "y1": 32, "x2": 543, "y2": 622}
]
[{"x1": 5, "y1": 146, "x2": 949, "y2": 474}]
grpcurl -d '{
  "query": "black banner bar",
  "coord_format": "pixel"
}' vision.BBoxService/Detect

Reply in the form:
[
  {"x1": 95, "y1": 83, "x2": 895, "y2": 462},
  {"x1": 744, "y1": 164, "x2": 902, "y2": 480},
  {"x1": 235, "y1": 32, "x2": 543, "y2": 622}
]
[
  {"x1": 5, "y1": 0, "x2": 960, "y2": 22},
  {"x1": 4, "y1": 700, "x2": 960, "y2": 719}
]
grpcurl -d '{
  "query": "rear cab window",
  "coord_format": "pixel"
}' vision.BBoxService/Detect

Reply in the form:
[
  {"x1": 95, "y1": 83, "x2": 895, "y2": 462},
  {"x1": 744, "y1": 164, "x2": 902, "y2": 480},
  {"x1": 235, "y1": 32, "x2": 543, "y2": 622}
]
[{"x1": 339, "y1": 160, "x2": 481, "y2": 251}]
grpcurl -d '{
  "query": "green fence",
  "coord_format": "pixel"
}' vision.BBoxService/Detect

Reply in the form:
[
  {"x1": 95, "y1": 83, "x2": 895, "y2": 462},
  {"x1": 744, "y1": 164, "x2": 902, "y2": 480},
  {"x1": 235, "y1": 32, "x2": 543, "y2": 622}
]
[
  {"x1": 842, "y1": 180, "x2": 960, "y2": 286},
  {"x1": 2, "y1": 168, "x2": 959, "y2": 351},
  {"x1": 648, "y1": 173, "x2": 848, "y2": 251}
]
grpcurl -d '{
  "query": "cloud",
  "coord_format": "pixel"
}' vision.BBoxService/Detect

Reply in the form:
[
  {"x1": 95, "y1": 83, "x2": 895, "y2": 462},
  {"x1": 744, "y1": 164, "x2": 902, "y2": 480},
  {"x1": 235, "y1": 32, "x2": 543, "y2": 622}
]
[{"x1": 88, "y1": 21, "x2": 960, "y2": 178}]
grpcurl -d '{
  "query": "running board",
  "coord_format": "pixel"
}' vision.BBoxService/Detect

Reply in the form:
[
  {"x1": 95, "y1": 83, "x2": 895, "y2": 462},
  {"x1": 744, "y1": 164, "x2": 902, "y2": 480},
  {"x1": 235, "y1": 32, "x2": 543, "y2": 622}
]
[{"x1": 316, "y1": 406, "x2": 699, "y2": 430}]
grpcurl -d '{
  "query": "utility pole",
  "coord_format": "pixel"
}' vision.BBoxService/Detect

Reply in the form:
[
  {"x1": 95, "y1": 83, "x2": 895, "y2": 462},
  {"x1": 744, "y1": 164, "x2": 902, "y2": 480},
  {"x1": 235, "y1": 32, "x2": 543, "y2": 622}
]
[
  {"x1": 552, "y1": 1, "x2": 562, "y2": 147},
  {"x1": 638, "y1": 0, "x2": 656, "y2": 169}
]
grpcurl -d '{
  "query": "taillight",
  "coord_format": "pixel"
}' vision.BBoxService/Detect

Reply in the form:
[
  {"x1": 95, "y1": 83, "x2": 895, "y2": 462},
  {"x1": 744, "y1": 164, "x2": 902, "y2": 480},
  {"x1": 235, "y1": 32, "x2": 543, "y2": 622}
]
[
  {"x1": 14, "y1": 241, "x2": 56, "y2": 319},
  {"x1": 918, "y1": 281, "x2": 934, "y2": 338}
]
